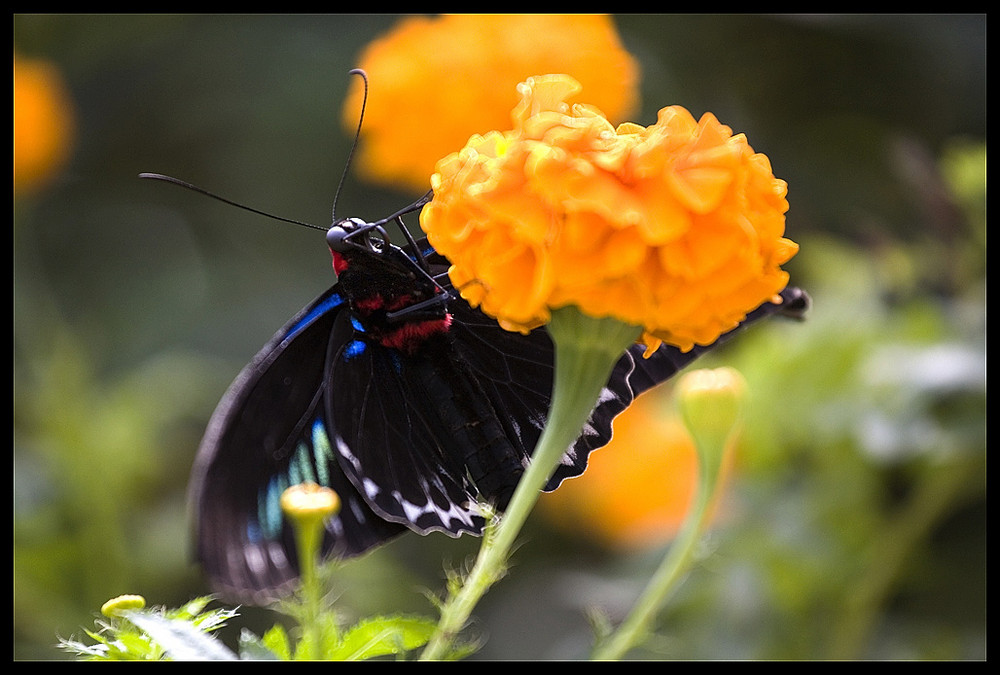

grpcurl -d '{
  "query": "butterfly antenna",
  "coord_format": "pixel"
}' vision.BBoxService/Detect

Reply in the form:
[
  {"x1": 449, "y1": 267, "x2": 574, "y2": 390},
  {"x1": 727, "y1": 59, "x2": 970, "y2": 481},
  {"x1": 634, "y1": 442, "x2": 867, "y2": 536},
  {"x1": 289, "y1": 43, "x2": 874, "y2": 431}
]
[
  {"x1": 333, "y1": 68, "x2": 369, "y2": 223},
  {"x1": 139, "y1": 172, "x2": 326, "y2": 232}
]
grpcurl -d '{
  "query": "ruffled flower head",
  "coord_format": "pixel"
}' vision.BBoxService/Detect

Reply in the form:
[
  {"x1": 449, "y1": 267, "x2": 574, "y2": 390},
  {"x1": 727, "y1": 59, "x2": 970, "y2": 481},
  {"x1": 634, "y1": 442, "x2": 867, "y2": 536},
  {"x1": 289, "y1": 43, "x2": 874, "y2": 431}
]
[{"x1": 421, "y1": 74, "x2": 799, "y2": 353}]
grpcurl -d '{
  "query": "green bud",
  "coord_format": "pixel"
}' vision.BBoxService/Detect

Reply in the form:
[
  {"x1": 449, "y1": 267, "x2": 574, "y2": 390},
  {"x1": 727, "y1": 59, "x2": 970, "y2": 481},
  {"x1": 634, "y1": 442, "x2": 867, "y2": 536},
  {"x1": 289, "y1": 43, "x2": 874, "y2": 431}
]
[{"x1": 676, "y1": 367, "x2": 747, "y2": 477}]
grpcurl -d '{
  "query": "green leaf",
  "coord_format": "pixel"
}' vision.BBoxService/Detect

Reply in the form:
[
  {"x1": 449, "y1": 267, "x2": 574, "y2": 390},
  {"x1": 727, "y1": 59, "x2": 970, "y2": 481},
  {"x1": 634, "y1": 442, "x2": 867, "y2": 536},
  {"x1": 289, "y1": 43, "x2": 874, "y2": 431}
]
[
  {"x1": 328, "y1": 615, "x2": 437, "y2": 661},
  {"x1": 111, "y1": 630, "x2": 159, "y2": 660},
  {"x1": 57, "y1": 637, "x2": 110, "y2": 659},
  {"x1": 292, "y1": 611, "x2": 341, "y2": 661},
  {"x1": 172, "y1": 596, "x2": 213, "y2": 620},
  {"x1": 239, "y1": 627, "x2": 284, "y2": 661},
  {"x1": 260, "y1": 623, "x2": 293, "y2": 660}
]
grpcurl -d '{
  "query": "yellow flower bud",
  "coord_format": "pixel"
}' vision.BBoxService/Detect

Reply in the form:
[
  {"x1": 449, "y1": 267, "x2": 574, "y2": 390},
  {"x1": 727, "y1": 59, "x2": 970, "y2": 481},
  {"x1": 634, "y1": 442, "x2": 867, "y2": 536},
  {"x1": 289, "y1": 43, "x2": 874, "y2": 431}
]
[
  {"x1": 280, "y1": 482, "x2": 341, "y2": 528},
  {"x1": 280, "y1": 483, "x2": 342, "y2": 603},
  {"x1": 100, "y1": 594, "x2": 146, "y2": 617}
]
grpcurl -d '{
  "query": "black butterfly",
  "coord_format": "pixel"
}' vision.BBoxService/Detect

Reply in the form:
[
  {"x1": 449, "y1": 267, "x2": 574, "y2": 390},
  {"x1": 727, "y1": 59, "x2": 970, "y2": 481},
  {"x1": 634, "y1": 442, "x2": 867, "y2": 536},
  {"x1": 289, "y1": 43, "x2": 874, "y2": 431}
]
[{"x1": 186, "y1": 186, "x2": 808, "y2": 602}]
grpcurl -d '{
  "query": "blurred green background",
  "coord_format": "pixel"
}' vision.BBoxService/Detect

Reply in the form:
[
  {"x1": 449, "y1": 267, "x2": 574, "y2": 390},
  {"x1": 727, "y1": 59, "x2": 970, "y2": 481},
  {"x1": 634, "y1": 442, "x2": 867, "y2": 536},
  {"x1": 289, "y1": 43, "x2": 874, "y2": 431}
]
[{"x1": 14, "y1": 15, "x2": 985, "y2": 660}]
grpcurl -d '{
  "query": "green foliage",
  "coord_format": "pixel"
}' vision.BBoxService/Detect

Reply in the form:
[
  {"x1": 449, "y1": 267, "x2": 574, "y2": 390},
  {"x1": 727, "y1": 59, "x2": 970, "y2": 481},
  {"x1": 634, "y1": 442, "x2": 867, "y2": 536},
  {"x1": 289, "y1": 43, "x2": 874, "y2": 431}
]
[
  {"x1": 58, "y1": 597, "x2": 237, "y2": 661},
  {"x1": 241, "y1": 612, "x2": 441, "y2": 661},
  {"x1": 61, "y1": 595, "x2": 442, "y2": 661},
  {"x1": 14, "y1": 322, "x2": 226, "y2": 653},
  {"x1": 644, "y1": 231, "x2": 986, "y2": 660}
]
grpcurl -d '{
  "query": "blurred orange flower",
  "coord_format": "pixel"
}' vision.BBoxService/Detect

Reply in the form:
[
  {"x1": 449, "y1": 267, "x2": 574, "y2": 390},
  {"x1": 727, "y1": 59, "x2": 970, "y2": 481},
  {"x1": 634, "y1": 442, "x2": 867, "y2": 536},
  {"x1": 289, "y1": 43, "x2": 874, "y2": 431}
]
[
  {"x1": 539, "y1": 390, "x2": 733, "y2": 550},
  {"x1": 14, "y1": 54, "x2": 75, "y2": 194},
  {"x1": 343, "y1": 14, "x2": 639, "y2": 192},
  {"x1": 421, "y1": 74, "x2": 799, "y2": 353}
]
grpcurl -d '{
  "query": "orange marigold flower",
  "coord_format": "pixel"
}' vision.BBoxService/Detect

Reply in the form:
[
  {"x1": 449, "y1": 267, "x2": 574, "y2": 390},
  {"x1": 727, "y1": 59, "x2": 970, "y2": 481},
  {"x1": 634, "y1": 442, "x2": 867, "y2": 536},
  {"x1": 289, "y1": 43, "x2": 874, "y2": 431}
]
[
  {"x1": 14, "y1": 54, "x2": 75, "y2": 194},
  {"x1": 421, "y1": 74, "x2": 799, "y2": 353},
  {"x1": 344, "y1": 14, "x2": 639, "y2": 192},
  {"x1": 539, "y1": 391, "x2": 733, "y2": 550}
]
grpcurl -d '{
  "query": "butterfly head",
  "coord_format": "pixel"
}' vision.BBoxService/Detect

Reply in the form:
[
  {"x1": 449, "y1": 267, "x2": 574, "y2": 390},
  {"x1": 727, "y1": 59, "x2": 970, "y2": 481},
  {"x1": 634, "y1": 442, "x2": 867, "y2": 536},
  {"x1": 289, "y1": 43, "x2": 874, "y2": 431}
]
[
  {"x1": 327, "y1": 217, "x2": 394, "y2": 274},
  {"x1": 327, "y1": 218, "x2": 391, "y2": 254}
]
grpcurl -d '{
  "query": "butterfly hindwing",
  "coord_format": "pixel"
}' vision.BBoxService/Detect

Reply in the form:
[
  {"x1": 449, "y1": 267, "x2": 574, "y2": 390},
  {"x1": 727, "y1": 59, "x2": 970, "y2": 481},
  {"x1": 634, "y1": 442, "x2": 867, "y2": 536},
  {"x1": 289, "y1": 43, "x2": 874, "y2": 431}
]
[
  {"x1": 446, "y1": 285, "x2": 809, "y2": 494},
  {"x1": 324, "y1": 309, "x2": 488, "y2": 536},
  {"x1": 557, "y1": 285, "x2": 809, "y2": 486}
]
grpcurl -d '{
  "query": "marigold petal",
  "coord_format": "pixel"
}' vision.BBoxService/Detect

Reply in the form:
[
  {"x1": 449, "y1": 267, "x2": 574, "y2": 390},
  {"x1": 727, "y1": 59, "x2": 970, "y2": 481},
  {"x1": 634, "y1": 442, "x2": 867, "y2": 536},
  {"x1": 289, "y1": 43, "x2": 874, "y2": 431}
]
[
  {"x1": 602, "y1": 227, "x2": 650, "y2": 277},
  {"x1": 633, "y1": 182, "x2": 693, "y2": 244}
]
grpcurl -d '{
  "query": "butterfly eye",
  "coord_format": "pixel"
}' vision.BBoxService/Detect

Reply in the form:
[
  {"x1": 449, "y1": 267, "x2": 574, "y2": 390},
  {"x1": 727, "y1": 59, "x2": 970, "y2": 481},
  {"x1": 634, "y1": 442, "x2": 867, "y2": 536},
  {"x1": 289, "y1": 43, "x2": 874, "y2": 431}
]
[{"x1": 326, "y1": 225, "x2": 351, "y2": 252}]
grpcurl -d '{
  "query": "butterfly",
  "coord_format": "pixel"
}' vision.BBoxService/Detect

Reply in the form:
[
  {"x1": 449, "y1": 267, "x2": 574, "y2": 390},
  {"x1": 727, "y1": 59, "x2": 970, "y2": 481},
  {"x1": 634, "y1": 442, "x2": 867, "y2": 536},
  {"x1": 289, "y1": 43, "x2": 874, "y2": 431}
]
[{"x1": 185, "y1": 185, "x2": 809, "y2": 603}]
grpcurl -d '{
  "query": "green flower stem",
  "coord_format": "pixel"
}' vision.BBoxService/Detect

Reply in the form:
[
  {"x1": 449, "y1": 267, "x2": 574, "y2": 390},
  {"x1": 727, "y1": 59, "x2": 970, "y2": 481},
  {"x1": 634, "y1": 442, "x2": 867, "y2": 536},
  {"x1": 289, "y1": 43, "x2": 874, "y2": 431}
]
[
  {"x1": 592, "y1": 368, "x2": 742, "y2": 661},
  {"x1": 420, "y1": 307, "x2": 641, "y2": 661},
  {"x1": 591, "y1": 443, "x2": 718, "y2": 660},
  {"x1": 295, "y1": 516, "x2": 323, "y2": 661},
  {"x1": 281, "y1": 483, "x2": 340, "y2": 660}
]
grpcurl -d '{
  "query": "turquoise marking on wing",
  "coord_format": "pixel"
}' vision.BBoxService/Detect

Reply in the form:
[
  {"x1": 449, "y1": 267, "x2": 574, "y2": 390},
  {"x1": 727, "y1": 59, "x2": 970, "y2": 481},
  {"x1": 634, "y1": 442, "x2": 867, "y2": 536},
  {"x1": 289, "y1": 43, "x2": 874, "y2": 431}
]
[
  {"x1": 250, "y1": 421, "x2": 336, "y2": 543},
  {"x1": 257, "y1": 473, "x2": 288, "y2": 540},
  {"x1": 312, "y1": 420, "x2": 333, "y2": 487},
  {"x1": 291, "y1": 442, "x2": 318, "y2": 486}
]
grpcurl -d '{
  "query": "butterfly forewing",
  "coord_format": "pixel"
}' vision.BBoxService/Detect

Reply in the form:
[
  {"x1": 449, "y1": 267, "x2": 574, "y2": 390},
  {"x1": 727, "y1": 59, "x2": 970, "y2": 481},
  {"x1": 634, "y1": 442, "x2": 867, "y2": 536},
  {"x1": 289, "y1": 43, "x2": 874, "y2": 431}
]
[{"x1": 191, "y1": 287, "x2": 406, "y2": 600}]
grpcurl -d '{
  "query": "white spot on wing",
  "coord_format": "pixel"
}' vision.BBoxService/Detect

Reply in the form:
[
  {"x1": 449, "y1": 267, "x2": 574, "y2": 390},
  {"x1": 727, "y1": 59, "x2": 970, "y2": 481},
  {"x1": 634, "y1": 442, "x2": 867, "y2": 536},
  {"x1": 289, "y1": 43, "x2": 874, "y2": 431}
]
[{"x1": 335, "y1": 433, "x2": 478, "y2": 534}]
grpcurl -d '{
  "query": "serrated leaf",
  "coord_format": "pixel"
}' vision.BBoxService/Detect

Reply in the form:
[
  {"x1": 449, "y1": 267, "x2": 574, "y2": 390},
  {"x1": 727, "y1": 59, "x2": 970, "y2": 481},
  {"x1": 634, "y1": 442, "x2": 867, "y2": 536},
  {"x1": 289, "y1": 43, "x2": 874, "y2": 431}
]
[
  {"x1": 83, "y1": 628, "x2": 110, "y2": 644},
  {"x1": 192, "y1": 607, "x2": 240, "y2": 633},
  {"x1": 328, "y1": 615, "x2": 437, "y2": 661},
  {"x1": 172, "y1": 596, "x2": 213, "y2": 620},
  {"x1": 114, "y1": 630, "x2": 154, "y2": 653},
  {"x1": 260, "y1": 623, "x2": 293, "y2": 660},
  {"x1": 238, "y1": 627, "x2": 284, "y2": 661},
  {"x1": 123, "y1": 610, "x2": 237, "y2": 661}
]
